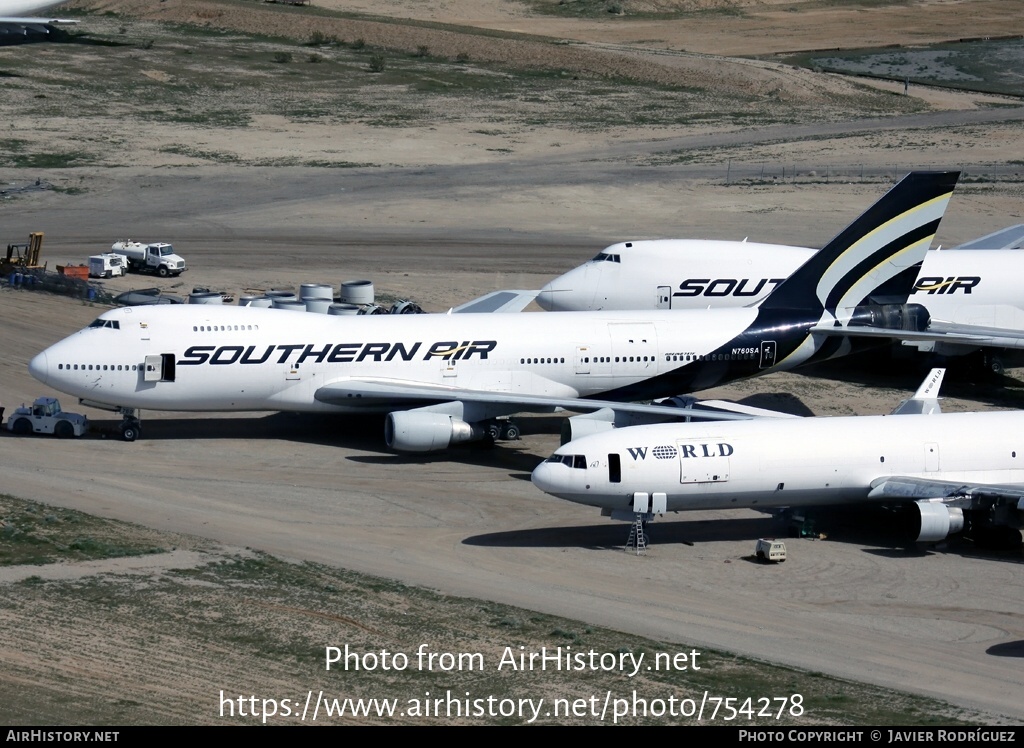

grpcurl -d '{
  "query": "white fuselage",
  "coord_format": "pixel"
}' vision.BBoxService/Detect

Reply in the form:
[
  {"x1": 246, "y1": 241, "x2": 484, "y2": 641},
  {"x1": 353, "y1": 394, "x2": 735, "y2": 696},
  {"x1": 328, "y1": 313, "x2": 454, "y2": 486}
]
[
  {"x1": 538, "y1": 242, "x2": 1024, "y2": 336},
  {"x1": 531, "y1": 411, "x2": 1024, "y2": 512},
  {"x1": 30, "y1": 304, "x2": 761, "y2": 412}
]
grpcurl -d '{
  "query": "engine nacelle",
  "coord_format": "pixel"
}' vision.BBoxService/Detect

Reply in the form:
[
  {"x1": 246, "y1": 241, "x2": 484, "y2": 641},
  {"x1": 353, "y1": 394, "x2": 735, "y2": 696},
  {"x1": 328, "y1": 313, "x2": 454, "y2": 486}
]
[
  {"x1": 385, "y1": 411, "x2": 484, "y2": 452},
  {"x1": 915, "y1": 500, "x2": 965, "y2": 543},
  {"x1": 561, "y1": 412, "x2": 616, "y2": 445},
  {"x1": 849, "y1": 302, "x2": 930, "y2": 332}
]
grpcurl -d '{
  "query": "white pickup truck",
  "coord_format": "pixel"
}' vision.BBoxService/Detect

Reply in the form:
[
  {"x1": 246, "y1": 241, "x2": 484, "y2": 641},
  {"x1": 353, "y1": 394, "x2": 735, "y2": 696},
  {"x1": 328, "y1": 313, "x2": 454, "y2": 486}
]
[{"x1": 110, "y1": 241, "x2": 187, "y2": 277}]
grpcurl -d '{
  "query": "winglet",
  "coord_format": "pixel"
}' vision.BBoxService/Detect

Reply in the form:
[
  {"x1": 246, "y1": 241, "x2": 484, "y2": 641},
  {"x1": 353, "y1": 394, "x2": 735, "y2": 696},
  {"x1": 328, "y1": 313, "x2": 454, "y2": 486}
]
[{"x1": 891, "y1": 368, "x2": 945, "y2": 415}]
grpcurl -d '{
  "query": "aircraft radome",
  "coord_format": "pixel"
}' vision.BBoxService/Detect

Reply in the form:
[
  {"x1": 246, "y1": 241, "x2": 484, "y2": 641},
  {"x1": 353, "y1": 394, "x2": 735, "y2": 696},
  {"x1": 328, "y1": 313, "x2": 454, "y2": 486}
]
[
  {"x1": 532, "y1": 368, "x2": 1024, "y2": 549},
  {"x1": 537, "y1": 219, "x2": 1024, "y2": 372},
  {"x1": 30, "y1": 171, "x2": 958, "y2": 451}
]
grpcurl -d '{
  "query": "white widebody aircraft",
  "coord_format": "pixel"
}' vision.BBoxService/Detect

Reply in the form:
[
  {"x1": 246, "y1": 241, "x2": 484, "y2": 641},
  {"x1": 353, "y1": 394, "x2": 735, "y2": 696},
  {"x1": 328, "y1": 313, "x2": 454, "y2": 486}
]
[
  {"x1": 29, "y1": 171, "x2": 958, "y2": 449},
  {"x1": 0, "y1": 0, "x2": 76, "y2": 35},
  {"x1": 537, "y1": 221, "x2": 1024, "y2": 371},
  {"x1": 532, "y1": 369, "x2": 1024, "y2": 547}
]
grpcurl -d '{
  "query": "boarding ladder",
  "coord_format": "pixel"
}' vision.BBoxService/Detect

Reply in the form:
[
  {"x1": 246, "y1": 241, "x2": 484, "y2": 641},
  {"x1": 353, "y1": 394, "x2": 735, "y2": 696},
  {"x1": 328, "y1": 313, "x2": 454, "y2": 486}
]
[{"x1": 626, "y1": 516, "x2": 647, "y2": 556}]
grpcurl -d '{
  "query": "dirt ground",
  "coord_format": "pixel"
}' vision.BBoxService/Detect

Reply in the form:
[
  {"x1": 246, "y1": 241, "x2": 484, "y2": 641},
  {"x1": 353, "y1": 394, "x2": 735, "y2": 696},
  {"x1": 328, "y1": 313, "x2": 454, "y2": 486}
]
[
  {"x1": 2, "y1": 0, "x2": 1024, "y2": 726},
  {"x1": 78, "y1": 0, "x2": 1024, "y2": 57}
]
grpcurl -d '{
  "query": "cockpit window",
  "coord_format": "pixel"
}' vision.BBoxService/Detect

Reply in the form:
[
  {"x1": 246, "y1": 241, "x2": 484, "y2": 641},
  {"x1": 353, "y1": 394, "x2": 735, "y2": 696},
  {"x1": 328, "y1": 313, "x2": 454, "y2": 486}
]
[
  {"x1": 545, "y1": 454, "x2": 587, "y2": 469},
  {"x1": 88, "y1": 319, "x2": 121, "y2": 330},
  {"x1": 589, "y1": 253, "x2": 621, "y2": 263}
]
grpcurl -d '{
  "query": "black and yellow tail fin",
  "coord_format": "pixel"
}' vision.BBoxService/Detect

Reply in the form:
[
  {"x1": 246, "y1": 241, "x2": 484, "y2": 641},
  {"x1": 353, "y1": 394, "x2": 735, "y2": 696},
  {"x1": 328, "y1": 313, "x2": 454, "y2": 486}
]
[{"x1": 760, "y1": 171, "x2": 960, "y2": 315}]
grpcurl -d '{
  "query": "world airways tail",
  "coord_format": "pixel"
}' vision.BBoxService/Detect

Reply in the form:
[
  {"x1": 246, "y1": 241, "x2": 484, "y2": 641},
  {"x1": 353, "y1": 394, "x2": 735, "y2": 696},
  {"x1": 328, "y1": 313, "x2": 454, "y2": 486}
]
[{"x1": 29, "y1": 171, "x2": 959, "y2": 451}]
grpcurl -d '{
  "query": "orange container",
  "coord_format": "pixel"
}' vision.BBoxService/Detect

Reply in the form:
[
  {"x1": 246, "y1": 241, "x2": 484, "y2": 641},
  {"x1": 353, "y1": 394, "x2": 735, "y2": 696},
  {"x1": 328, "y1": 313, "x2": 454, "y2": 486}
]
[{"x1": 57, "y1": 265, "x2": 89, "y2": 280}]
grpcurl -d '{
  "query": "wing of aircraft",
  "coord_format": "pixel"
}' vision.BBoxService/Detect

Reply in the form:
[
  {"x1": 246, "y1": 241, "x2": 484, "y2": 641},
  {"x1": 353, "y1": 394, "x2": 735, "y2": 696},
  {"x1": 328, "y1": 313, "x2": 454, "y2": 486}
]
[
  {"x1": 313, "y1": 378, "x2": 756, "y2": 416},
  {"x1": 448, "y1": 290, "x2": 539, "y2": 314},
  {"x1": 949, "y1": 224, "x2": 1024, "y2": 250},
  {"x1": 0, "y1": 0, "x2": 76, "y2": 35},
  {"x1": 532, "y1": 368, "x2": 1024, "y2": 548}
]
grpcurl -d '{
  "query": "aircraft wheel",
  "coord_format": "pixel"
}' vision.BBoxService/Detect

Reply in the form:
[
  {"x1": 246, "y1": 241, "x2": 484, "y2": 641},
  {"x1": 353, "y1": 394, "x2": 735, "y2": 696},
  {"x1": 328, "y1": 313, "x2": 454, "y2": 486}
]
[
  {"x1": 121, "y1": 422, "x2": 140, "y2": 442},
  {"x1": 12, "y1": 418, "x2": 31, "y2": 436},
  {"x1": 486, "y1": 422, "x2": 502, "y2": 441},
  {"x1": 501, "y1": 422, "x2": 521, "y2": 441},
  {"x1": 989, "y1": 355, "x2": 1005, "y2": 376},
  {"x1": 55, "y1": 420, "x2": 74, "y2": 439}
]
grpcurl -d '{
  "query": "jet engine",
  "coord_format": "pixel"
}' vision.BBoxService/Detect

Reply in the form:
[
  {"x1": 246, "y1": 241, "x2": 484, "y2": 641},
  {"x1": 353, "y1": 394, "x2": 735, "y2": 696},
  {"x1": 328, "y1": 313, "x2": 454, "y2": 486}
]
[
  {"x1": 849, "y1": 303, "x2": 930, "y2": 332},
  {"x1": 915, "y1": 500, "x2": 965, "y2": 543},
  {"x1": 385, "y1": 411, "x2": 486, "y2": 452},
  {"x1": 561, "y1": 412, "x2": 616, "y2": 444}
]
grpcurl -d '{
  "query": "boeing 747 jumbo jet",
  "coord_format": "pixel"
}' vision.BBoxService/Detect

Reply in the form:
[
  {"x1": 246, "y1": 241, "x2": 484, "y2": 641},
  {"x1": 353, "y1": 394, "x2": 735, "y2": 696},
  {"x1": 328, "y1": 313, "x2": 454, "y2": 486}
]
[
  {"x1": 532, "y1": 369, "x2": 1024, "y2": 548},
  {"x1": 0, "y1": 0, "x2": 76, "y2": 35},
  {"x1": 29, "y1": 171, "x2": 958, "y2": 450},
  {"x1": 536, "y1": 221, "x2": 1024, "y2": 371}
]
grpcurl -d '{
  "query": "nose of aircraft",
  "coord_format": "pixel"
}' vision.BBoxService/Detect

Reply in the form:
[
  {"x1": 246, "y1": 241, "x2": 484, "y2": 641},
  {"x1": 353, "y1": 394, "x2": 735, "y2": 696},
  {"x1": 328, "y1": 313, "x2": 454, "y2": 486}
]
[
  {"x1": 531, "y1": 460, "x2": 559, "y2": 495},
  {"x1": 29, "y1": 349, "x2": 50, "y2": 386},
  {"x1": 537, "y1": 265, "x2": 590, "y2": 311},
  {"x1": 535, "y1": 280, "x2": 560, "y2": 311}
]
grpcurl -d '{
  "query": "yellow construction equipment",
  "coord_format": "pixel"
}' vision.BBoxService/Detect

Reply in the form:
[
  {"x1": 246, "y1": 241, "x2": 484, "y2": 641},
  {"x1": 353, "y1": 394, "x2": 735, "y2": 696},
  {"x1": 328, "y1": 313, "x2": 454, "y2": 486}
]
[{"x1": 3, "y1": 232, "x2": 45, "y2": 272}]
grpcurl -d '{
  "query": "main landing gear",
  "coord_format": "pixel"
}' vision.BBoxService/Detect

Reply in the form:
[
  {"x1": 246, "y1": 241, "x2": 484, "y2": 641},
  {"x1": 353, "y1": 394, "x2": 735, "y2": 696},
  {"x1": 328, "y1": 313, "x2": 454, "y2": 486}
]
[{"x1": 485, "y1": 419, "x2": 521, "y2": 443}]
